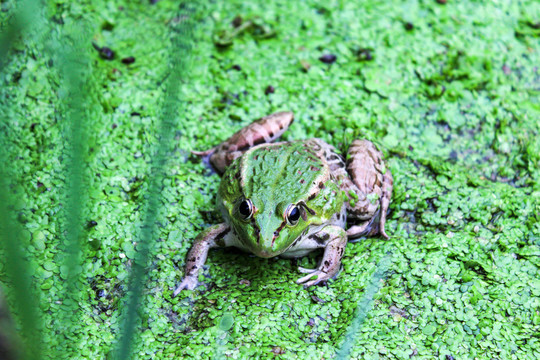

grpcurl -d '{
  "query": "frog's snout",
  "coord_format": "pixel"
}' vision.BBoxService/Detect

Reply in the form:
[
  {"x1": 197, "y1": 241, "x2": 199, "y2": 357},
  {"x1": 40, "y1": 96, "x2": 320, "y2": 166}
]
[
  {"x1": 252, "y1": 235, "x2": 281, "y2": 258},
  {"x1": 256, "y1": 249, "x2": 277, "y2": 258}
]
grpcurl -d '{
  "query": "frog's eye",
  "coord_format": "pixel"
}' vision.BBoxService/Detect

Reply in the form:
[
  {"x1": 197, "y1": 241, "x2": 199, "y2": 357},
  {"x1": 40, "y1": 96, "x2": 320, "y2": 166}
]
[
  {"x1": 285, "y1": 204, "x2": 301, "y2": 226},
  {"x1": 238, "y1": 199, "x2": 253, "y2": 220}
]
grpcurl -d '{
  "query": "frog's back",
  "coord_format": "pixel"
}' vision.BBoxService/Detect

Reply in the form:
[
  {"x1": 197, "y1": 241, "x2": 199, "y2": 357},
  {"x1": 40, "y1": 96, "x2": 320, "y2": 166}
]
[{"x1": 239, "y1": 140, "x2": 329, "y2": 205}]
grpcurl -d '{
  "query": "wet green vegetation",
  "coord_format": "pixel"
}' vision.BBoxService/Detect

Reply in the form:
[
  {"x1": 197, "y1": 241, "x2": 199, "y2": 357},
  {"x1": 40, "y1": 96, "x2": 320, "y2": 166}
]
[{"x1": 0, "y1": 0, "x2": 539, "y2": 359}]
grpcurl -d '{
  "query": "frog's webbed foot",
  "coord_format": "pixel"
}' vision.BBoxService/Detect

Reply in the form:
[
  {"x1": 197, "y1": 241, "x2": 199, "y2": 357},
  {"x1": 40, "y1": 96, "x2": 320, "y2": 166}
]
[
  {"x1": 341, "y1": 139, "x2": 393, "y2": 239},
  {"x1": 295, "y1": 226, "x2": 347, "y2": 287},
  {"x1": 173, "y1": 223, "x2": 231, "y2": 296},
  {"x1": 192, "y1": 111, "x2": 294, "y2": 173}
]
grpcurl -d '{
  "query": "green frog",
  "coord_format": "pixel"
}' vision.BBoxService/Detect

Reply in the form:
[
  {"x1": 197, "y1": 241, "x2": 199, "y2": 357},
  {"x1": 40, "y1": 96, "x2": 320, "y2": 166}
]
[{"x1": 174, "y1": 112, "x2": 393, "y2": 295}]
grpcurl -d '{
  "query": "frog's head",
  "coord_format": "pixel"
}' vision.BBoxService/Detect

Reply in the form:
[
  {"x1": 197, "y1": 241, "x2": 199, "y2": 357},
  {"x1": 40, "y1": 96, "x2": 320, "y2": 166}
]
[{"x1": 217, "y1": 142, "x2": 343, "y2": 257}]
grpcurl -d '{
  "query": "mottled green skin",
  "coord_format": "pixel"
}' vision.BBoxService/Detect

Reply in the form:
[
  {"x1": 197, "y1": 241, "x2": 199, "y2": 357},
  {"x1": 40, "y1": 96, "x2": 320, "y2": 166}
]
[{"x1": 218, "y1": 140, "x2": 344, "y2": 257}]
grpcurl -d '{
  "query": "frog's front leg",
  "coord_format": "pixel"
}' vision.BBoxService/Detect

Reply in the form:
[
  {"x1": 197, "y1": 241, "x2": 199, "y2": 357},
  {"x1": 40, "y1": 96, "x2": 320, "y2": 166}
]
[
  {"x1": 193, "y1": 111, "x2": 294, "y2": 173},
  {"x1": 295, "y1": 226, "x2": 347, "y2": 287},
  {"x1": 173, "y1": 223, "x2": 231, "y2": 295}
]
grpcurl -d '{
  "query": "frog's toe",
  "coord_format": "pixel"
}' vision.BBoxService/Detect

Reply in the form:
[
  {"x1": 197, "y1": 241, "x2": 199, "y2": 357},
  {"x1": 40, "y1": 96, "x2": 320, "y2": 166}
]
[
  {"x1": 296, "y1": 270, "x2": 329, "y2": 287},
  {"x1": 173, "y1": 277, "x2": 198, "y2": 296},
  {"x1": 298, "y1": 266, "x2": 318, "y2": 274},
  {"x1": 380, "y1": 227, "x2": 390, "y2": 240}
]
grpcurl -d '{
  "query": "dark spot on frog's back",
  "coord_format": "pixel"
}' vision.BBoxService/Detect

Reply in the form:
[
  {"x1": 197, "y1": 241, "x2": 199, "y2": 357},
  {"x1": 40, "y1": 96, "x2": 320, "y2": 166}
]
[
  {"x1": 318, "y1": 182, "x2": 325, "y2": 189},
  {"x1": 300, "y1": 179, "x2": 305, "y2": 184},
  {"x1": 310, "y1": 165, "x2": 321, "y2": 172}
]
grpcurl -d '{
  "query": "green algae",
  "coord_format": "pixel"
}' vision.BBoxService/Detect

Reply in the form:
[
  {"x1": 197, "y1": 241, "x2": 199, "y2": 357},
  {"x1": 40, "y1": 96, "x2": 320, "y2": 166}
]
[{"x1": 0, "y1": 0, "x2": 539, "y2": 359}]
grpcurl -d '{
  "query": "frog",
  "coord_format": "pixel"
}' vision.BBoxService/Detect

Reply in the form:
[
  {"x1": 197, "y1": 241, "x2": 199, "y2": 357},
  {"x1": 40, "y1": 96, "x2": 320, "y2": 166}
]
[{"x1": 174, "y1": 111, "x2": 393, "y2": 295}]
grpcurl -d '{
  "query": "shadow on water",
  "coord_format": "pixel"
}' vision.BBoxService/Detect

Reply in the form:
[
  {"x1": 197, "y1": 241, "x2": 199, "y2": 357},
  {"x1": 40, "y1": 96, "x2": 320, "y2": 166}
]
[
  {"x1": 0, "y1": 1, "x2": 203, "y2": 359},
  {"x1": 0, "y1": 2, "x2": 47, "y2": 359},
  {"x1": 112, "y1": 2, "x2": 200, "y2": 359}
]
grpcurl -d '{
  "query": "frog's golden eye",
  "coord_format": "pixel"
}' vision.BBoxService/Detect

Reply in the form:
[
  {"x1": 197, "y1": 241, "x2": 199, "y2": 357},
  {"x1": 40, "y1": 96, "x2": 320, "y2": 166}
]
[
  {"x1": 285, "y1": 204, "x2": 301, "y2": 226},
  {"x1": 238, "y1": 199, "x2": 253, "y2": 220}
]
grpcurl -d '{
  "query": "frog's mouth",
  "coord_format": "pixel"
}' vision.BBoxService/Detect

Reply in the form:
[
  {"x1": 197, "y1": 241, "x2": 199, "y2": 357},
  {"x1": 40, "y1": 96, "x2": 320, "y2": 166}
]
[
  {"x1": 247, "y1": 233, "x2": 290, "y2": 258},
  {"x1": 252, "y1": 247, "x2": 283, "y2": 258}
]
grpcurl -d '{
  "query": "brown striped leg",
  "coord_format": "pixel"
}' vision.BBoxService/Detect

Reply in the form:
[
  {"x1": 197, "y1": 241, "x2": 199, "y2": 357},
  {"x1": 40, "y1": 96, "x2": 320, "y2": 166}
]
[
  {"x1": 378, "y1": 170, "x2": 393, "y2": 238},
  {"x1": 193, "y1": 111, "x2": 294, "y2": 174},
  {"x1": 342, "y1": 140, "x2": 393, "y2": 239},
  {"x1": 173, "y1": 223, "x2": 231, "y2": 295},
  {"x1": 296, "y1": 226, "x2": 347, "y2": 287}
]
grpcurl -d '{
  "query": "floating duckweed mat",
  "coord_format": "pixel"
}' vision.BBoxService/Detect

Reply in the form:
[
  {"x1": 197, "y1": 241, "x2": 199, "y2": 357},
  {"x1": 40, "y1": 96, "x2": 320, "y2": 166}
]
[{"x1": 0, "y1": 0, "x2": 539, "y2": 359}]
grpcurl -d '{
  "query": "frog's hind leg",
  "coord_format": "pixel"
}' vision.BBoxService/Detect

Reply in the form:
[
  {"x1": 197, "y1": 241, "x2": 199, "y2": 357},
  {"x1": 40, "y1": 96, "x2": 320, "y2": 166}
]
[
  {"x1": 339, "y1": 140, "x2": 393, "y2": 239},
  {"x1": 193, "y1": 111, "x2": 294, "y2": 173}
]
